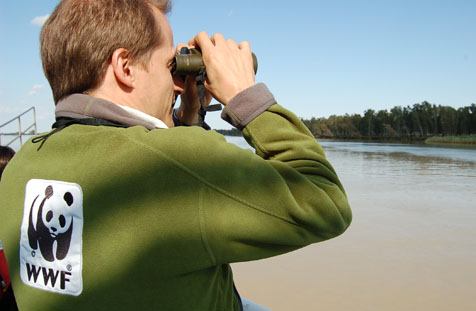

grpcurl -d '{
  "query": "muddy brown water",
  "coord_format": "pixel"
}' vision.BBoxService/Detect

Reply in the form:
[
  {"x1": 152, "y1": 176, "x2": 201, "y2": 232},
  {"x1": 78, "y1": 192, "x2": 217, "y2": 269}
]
[{"x1": 226, "y1": 137, "x2": 476, "y2": 311}]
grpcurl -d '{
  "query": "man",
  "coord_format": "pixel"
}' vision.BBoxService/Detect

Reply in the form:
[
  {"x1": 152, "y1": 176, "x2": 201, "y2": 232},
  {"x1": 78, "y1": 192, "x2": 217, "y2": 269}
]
[{"x1": 0, "y1": 0, "x2": 352, "y2": 310}]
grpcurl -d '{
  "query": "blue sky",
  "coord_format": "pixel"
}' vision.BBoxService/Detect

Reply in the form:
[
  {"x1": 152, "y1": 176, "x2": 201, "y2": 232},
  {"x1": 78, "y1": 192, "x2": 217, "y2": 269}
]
[{"x1": 1, "y1": 0, "x2": 475, "y2": 133}]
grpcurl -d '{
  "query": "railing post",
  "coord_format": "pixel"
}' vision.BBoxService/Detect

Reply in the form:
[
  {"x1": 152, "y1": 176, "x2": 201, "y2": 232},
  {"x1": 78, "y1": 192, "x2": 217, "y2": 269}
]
[
  {"x1": 18, "y1": 117, "x2": 23, "y2": 146},
  {"x1": 33, "y1": 107, "x2": 38, "y2": 135}
]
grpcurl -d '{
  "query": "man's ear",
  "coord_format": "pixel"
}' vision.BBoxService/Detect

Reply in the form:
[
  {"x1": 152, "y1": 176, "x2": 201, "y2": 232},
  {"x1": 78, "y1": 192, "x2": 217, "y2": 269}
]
[{"x1": 111, "y1": 48, "x2": 135, "y2": 88}]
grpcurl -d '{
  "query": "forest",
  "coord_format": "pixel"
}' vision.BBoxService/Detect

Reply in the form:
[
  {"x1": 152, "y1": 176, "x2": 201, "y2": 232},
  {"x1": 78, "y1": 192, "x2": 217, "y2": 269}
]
[
  {"x1": 301, "y1": 102, "x2": 476, "y2": 141},
  {"x1": 216, "y1": 102, "x2": 476, "y2": 143}
]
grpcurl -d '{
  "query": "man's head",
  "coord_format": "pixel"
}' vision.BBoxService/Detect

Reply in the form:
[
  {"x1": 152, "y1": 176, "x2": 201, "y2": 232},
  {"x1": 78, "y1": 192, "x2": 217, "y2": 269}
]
[{"x1": 41, "y1": 0, "x2": 173, "y2": 109}]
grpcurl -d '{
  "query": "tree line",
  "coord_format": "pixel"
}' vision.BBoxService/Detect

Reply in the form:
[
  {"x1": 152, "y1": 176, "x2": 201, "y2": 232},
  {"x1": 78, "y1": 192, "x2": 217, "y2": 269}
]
[{"x1": 301, "y1": 102, "x2": 476, "y2": 140}]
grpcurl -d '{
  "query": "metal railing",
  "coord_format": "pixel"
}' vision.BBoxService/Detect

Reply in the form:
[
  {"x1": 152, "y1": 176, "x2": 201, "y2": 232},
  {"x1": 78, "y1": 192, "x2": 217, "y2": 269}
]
[{"x1": 0, "y1": 107, "x2": 38, "y2": 147}]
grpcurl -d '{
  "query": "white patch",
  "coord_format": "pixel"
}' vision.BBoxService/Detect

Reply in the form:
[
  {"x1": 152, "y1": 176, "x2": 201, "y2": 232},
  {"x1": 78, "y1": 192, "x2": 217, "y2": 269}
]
[
  {"x1": 31, "y1": 14, "x2": 50, "y2": 26},
  {"x1": 20, "y1": 179, "x2": 83, "y2": 296}
]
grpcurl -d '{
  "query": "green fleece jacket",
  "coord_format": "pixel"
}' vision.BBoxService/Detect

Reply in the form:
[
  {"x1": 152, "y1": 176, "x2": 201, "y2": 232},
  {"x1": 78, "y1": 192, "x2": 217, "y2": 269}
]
[{"x1": 0, "y1": 83, "x2": 351, "y2": 310}]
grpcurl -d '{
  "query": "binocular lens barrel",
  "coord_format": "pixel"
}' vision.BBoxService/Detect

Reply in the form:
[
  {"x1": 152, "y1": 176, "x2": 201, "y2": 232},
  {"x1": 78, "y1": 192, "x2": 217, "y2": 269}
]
[{"x1": 173, "y1": 48, "x2": 258, "y2": 76}]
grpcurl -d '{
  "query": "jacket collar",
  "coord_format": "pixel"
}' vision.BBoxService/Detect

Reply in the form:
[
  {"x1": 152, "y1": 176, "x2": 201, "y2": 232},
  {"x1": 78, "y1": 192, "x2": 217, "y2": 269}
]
[{"x1": 55, "y1": 94, "x2": 168, "y2": 130}]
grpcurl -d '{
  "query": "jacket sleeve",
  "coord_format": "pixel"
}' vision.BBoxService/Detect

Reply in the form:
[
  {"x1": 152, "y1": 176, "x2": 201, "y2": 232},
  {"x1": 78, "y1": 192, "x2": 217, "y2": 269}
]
[{"x1": 196, "y1": 83, "x2": 352, "y2": 265}]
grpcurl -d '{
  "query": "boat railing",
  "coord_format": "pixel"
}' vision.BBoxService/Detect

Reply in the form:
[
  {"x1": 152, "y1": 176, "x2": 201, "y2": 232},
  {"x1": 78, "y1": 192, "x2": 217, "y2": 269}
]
[{"x1": 0, "y1": 107, "x2": 38, "y2": 147}]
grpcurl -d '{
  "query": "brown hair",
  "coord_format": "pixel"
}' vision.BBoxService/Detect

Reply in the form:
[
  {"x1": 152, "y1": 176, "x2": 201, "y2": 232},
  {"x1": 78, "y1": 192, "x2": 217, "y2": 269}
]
[
  {"x1": 0, "y1": 146, "x2": 15, "y2": 182},
  {"x1": 41, "y1": 0, "x2": 171, "y2": 103}
]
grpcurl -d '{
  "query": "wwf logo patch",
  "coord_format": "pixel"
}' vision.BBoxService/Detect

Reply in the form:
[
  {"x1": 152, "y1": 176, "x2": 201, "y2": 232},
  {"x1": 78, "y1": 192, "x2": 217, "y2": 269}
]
[{"x1": 20, "y1": 179, "x2": 83, "y2": 296}]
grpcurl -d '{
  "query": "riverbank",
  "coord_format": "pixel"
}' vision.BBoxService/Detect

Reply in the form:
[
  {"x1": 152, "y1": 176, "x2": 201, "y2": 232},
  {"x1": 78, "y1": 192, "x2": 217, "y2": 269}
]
[
  {"x1": 312, "y1": 135, "x2": 476, "y2": 149},
  {"x1": 425, "y1": 135, "x2": 476, "y2": 145},
  {"x1": 316, "y1": 136, "x2": 426, "y2": 144}
]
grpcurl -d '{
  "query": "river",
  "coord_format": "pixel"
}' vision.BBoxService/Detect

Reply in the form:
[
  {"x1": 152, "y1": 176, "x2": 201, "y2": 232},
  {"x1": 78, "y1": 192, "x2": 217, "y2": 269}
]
[{"x1": 226, "y1": 137, "x2": 476, "y2": 311}]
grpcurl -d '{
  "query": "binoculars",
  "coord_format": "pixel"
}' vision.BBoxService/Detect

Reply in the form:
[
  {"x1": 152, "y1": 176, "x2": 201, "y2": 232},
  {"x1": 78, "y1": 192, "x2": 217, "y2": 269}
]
[{"x1": 173, "y1": 47, "x2": 258, "y2": 76}]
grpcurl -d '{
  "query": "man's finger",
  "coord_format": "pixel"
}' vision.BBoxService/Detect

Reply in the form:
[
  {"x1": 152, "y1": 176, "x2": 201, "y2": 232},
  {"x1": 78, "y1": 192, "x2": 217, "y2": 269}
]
[
  {"x1": 211, "y1": 33, "x2": 226, "y2": 46},
  {"x1": 192, "y1": 31, "x2": 213, "y2": 52},
  {"x1": 238, "y1": 41, "x2": 251, "y2": 52}
]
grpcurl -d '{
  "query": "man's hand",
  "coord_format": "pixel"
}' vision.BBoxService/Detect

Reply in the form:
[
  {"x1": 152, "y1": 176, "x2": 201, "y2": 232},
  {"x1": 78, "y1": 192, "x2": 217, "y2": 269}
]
[{"x1": 190, "y1": 32, "x2": 255, "y2": 106}]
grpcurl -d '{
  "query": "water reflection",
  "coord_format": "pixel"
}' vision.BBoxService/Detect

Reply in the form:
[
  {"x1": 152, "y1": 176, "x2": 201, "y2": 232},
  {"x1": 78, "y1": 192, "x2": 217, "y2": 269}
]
[
  {"x1": 319, "y1": 140, "x2": 476, "y2": 194},
  {"x1": 320, "y1": 140, "x2": 476, "y2": 163}
]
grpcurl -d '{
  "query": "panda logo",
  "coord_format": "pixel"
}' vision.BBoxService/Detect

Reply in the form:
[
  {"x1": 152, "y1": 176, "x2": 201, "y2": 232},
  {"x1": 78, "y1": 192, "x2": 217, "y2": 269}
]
[
  {"x1": 27, "y1": 185, "x2": 74, "y2": 262},
  {"x1": 20, "y1": 179, "x2": 83, "y2": 295}
]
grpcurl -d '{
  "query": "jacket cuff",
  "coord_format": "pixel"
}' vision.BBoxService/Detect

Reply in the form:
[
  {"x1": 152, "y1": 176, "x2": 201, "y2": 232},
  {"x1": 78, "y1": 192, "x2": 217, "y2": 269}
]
[{"x1": 221, "y1": 83, "x2": 276, "y2": 129}]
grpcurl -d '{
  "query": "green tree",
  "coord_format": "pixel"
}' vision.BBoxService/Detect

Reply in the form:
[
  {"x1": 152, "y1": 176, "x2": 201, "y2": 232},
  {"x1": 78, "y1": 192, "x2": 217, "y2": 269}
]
[
  {"x1": 390, "y1": 106, "x2": 403, "y2": 137},
  {"x1": 439, "y1": 106, "x2": 458, "y2": 135},
  {"x1": 361, "y1": 109, "x2": 376, "y2": 137},
  {"x1": 470, "y1": 104, "x2": 476, "y2": 134}
]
